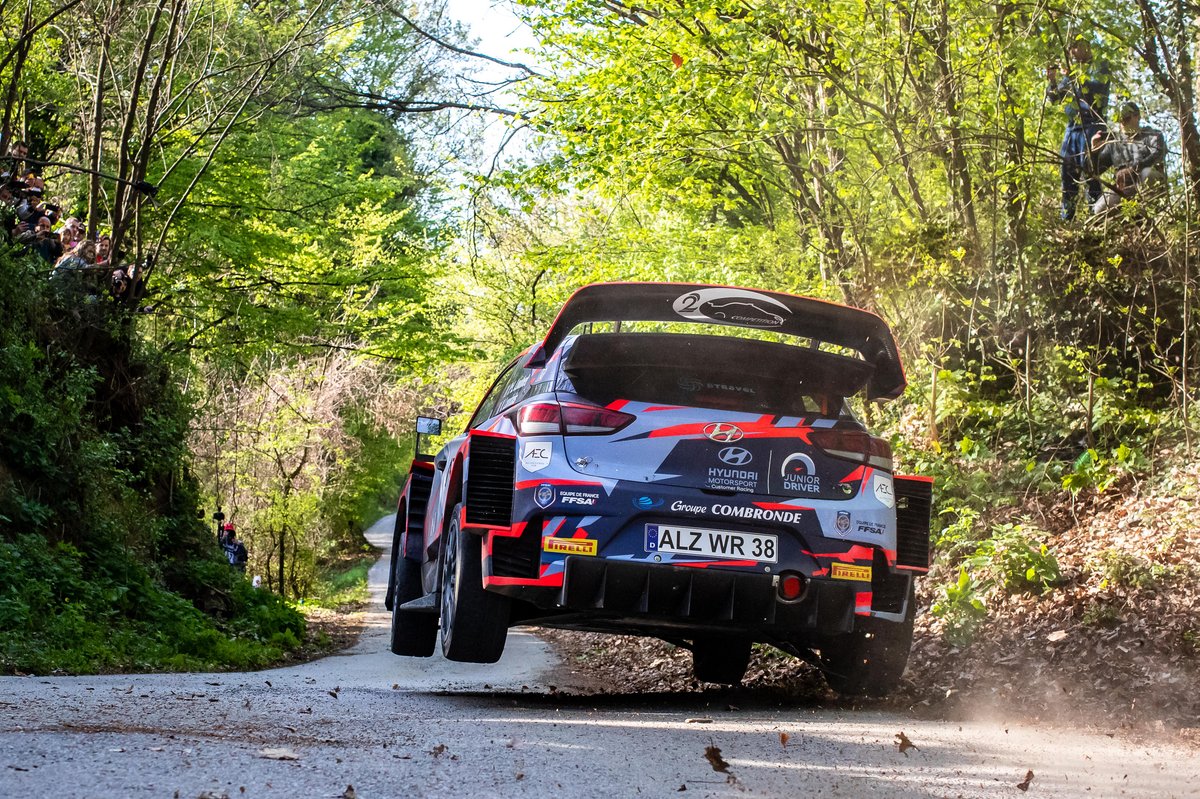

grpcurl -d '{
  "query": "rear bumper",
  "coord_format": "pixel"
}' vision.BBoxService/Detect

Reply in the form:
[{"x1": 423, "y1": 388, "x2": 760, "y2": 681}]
[{"x1": 552, "y1": 556, "x2": 857, "y2": 638}]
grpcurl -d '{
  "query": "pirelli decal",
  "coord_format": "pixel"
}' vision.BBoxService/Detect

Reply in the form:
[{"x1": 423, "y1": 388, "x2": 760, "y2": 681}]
[
  {"x1": 831, "y1": 563, "x2": 872, "y2": 582},
  {"x1": 543, "y1": 537, "x2": 598, "y2": 557}
]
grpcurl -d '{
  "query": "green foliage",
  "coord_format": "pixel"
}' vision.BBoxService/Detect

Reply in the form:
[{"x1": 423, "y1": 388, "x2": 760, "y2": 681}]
[
  {"x1": 931, "y1": 518, "x2": 1061, "y2": 645},
  {"x1": 931, "y1": 568, "x2": 989, "y2": 647},
  {"x1": 0, "y1": 247, "x2": 304, "y2": 674},
  {"x1": 1095, "y1": 550, "x2": 1171, "y2": 591},
  {"x1": 304, "y1": 551, "x2": 377, "y2": 610},
  {"x1": 0, "y1": 533, "x2": 302, "y2": 674}
]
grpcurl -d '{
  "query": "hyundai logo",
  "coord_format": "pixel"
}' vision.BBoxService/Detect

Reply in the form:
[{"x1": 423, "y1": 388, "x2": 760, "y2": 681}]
[
  {"x1": 703, "y1": 422, "x2": 744, "y2": 442},
  {"x1": 718, "y1": 446, "x2": 753, "y2": 466}
]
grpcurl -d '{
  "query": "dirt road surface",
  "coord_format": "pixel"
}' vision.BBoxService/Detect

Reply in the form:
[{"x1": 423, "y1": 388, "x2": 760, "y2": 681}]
[{"x1": 2, "y1": 515, "x2": 1196, "y2": 798}]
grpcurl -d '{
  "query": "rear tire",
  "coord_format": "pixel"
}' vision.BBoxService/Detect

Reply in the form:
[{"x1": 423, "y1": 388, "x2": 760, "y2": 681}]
[
  {"x1": 819, "y1": 588, "x2": 915, "y2": 697},
  {"x1": 440, "y1": 504, "x2": 510, "y2": 663},
  {"x1": 389, "y1": 554, "x2": 437, "y2": 657},
  {"x1": 692, "y1": 637, "x2": 752, "y2": 685}
]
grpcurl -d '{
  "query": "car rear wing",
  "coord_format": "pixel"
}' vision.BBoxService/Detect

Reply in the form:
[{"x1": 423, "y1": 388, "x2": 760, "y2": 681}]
[{"x1": 524, "y1": 282, "x2": 907, "y2": 401}]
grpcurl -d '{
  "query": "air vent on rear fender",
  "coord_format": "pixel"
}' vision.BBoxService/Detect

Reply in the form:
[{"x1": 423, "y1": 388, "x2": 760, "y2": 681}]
[
  {"x1": 894, "y1": 476, "x2": 932, "y2": 570},
  {"x1": 871, "y1": 548, "x2": 909, "y2": 613},
  {"x1": 491, "y1": 527, "x2": 541, "y2": 578},
  {"x1": 465, "y1": 433, "x2": 516, "y2": 527}
]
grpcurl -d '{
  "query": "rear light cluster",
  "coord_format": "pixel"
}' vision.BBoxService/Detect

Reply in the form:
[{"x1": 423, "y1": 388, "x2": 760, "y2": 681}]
[
  {"x1": 511, "y1": 401, "x2": 635, "y2": 436},
  {"x1": 809, "y1": 429, "x2": 893, "y2": 471}
]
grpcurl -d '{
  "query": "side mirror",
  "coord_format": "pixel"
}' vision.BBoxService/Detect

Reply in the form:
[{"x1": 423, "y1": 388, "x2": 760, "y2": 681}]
[{"x1": 416, "y1": 415, "x2": 444, "y2": 462}]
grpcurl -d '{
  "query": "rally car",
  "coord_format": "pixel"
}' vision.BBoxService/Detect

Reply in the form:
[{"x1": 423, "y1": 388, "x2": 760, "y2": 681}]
[{"x1": 385, "y1": 283, "x2": 932, "y2": 696}]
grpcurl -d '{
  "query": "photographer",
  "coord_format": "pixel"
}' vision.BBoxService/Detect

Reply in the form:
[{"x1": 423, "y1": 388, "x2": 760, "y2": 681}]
[{"x1": 25, "y1": 216, "x2": 63, "y2": 262}]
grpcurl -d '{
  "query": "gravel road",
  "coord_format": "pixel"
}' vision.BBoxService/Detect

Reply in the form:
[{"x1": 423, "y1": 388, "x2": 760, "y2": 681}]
[{"x1": 2, "y1": 515, "x2": 1197, "y2": 798}]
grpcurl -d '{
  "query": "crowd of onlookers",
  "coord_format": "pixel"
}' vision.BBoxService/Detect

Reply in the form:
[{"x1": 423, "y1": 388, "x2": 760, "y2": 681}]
[{"x1": 2, "y1": 139, "x2": 138, "y2": 303}]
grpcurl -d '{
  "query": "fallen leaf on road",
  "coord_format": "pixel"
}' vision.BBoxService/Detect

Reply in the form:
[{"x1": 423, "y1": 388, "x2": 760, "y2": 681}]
[
  {"x1": 677, "y1": 785, "x2": 686, "y2": 792},
  {"x1": 1047, "y1": 630, "x2": 1068, "y2": 642},
  {"x1": 896, "y1": 732, "x2": 918, "y2": 756},
  {"x1": 685, "y1": 718, "x2": 713, "y2": 724},
  {"x1": 340, "y1": 785, "x2": 357, "y2": 799},
  {"x1": 258, "y1": 748, "x2": 300, "y2": 761},
  {"x1": 1017, "y1": 770, "x2": 1035, "y2": 791},
  {"x1": 328, "y1": 687, "x2": 340, "y2": 698},
  {"x1": 7, "y1": 766, "x2": 29, "y2": 772},
  {"x1": 515, "y1": 773, "x2": 524, "y2": 781},
  {"x1": 265, "y1": 680, "x2": 272, "y2": 688},
  {"x1": 780, "y1": 732, "x2": 790, "y2": 748},
  {"x1": 430, "y1": 744, "x2": 447, "y2": 758},
  {"x1": 704, "y1": 743, "x2": 730, "y2": 773},
  {"x1": 392, "y1": 684, "x2": 399, "y2": 690}
]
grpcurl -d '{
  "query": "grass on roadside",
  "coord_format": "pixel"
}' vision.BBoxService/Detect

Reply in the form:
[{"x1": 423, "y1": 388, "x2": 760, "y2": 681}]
[{"x1": 302, "y1": 548, "x2": 380, "y2": 610}]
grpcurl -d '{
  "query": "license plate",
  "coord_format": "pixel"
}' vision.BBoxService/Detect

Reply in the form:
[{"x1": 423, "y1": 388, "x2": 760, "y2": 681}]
[{"x1": 645, "y1": 524, "x2": 778, "y2": 563}]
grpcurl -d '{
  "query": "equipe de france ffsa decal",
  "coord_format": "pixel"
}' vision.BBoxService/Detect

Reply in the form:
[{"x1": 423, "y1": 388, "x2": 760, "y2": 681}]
[{"x1": 520, "y1": 440, "x2": 552, "y2": 472}]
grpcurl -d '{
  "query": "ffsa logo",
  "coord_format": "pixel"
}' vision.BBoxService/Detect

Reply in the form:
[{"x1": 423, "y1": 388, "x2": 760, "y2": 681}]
[
  {"x1": 703, "y1": 422, "x2": 744, "y2": 443},
  {"x1": 717, "y1": 446, "x2": 753, "y2": 466}
]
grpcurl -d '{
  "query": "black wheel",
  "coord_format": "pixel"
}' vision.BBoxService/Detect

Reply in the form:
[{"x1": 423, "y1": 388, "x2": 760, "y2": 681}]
[
  {"x1": 389, "y1": 551, "x2": 438, "y2": 657},
  {"x1": 819, "y1": 588, "x2": 915, "y2": 697},
  {"x1": 692, "y1": 637, "x2": 752, "y2": 685},
  {"x1": 385, "y1": 507, "x2": 405, "y2": 612},
  {"x1": 439, "y1": 503, "x2": 510, "y2": 663}
]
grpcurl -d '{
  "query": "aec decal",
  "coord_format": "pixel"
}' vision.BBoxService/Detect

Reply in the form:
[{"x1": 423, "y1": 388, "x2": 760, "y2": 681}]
[
  {"x1": 873, "y1": 474, "x2": 895, "y2": 508},
  {"x1": 520, "y1": 440, "x2": 552, "y2": 472}
]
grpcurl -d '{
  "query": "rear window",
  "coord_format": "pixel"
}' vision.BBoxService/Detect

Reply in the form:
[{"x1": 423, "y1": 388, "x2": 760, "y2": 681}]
[{"x1": 556, "y1": 333, "x2": 871, "y2": 418}]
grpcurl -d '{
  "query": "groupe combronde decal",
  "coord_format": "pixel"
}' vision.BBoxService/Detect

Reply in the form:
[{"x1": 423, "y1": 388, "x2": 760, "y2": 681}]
[{"x1": 672, "y1": 287, "x2": 792, "y2": 328}]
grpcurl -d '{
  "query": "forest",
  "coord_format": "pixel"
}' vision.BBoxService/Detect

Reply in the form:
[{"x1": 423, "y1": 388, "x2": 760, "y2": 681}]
[{"x1": 0, "y1": 0, "x2": 1195, "y2": 719}]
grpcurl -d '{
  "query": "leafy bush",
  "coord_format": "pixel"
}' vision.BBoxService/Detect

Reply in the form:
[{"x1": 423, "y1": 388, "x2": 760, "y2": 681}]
[{"x1": 0, "y1": 248, "x2": 304, "y2": 674}]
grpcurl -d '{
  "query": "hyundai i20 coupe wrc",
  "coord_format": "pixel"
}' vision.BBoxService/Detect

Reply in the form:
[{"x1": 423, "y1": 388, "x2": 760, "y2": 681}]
[{"x1": 385, "y1": 282, "x2": 932, "y2": 696}]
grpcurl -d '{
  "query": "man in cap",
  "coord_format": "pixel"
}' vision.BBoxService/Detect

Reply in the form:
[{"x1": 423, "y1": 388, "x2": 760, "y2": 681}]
[{"x1": 1047, "y1": 34, "x2": 1112, "y2": 219}]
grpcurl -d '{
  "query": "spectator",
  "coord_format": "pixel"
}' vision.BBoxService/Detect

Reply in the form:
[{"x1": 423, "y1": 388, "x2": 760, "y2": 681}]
[
  {"x1": 1091, "y1": 102, "x2": 1167, "y2": 214},
  {"x1": 50, "y1": 240, "x2": 98, "y2": 299},
  {"x1": 95, "y1": 234, "x2": 112, "y2": 266},
  {"x1": 30, "y1": 216, "x2": 63, "y2": 262},
  {"x1": 59, "y1": 217, "x2": 83, "y2": 250},
  {"x1": 3, "y1": 140, "x2": 29, "y2": 179},
  {"x1": 218, "y1": 522, "x2": 235, "y2": 547},
  {"x1": 0, "y1": 184, "x2": 16, "y2": 231},
  {"x1": 1047, "y1": 35, "x2": 1112, "y2": 220},
  {"x1": 222, "y1": 530, "x2": 248, "y2": 572}
]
